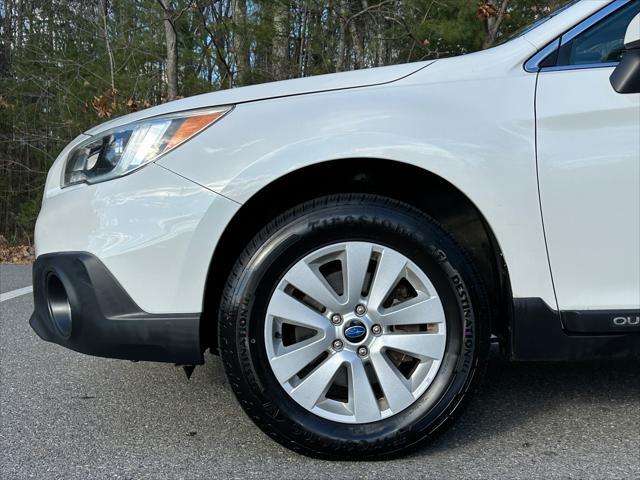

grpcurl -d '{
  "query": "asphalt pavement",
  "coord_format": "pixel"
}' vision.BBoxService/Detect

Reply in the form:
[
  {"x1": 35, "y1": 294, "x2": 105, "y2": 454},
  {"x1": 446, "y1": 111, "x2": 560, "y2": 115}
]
[{"x1": 1, "y1": 264, "x2": 639, "y2": 479}]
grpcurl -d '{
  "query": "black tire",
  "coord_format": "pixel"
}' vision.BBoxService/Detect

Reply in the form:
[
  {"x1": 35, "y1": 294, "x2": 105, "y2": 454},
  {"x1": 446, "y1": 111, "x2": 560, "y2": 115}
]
[{"x1": 218, "y1": 194, "x2": 490, "y2": 459}]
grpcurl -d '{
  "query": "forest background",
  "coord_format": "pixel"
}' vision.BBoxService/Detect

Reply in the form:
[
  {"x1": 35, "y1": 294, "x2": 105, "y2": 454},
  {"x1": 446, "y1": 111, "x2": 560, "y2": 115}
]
[{"x1": 0, "y1": 0, "x2": 568, "y2": 245}]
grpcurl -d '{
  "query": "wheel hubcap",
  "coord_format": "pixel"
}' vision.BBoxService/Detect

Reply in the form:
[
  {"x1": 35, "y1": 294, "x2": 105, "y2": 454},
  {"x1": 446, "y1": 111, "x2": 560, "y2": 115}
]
[
  {"x1": 264, "y1": 241, "x2": 447, "y2": 424},
  {"x1": 343, "y1": 320, "x2": 367, "y2": 343}
]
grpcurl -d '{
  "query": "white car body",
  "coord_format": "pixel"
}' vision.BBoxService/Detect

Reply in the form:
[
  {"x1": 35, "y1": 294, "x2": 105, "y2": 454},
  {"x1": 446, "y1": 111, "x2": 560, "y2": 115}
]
[{"x1": 34, "y1": 0, "x2": 639, "y2": 344}]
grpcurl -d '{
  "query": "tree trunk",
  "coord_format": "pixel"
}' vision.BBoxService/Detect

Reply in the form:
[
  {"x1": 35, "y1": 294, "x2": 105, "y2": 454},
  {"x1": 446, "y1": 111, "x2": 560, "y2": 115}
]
[
  {"x1": 480, "y1": 0, "x2": 509, "y2": 49},
  {"x1": 349, "y1": 2, "x2": 366, "y2": 70},
  {"x1": 335, "y1": 0, "x2": 349, "y2": 71},
  {"x1": 272, "y1": 3, "x2": 290, "y2": 80},
  {"x1": 297, "y1": 7, "x2": 308, "y2": 77},
  {"x1": 0, "y1": 0, "x2": 11, "y2": 75},
  {"x1": 159, "y1": 0, "x2": 178, "y2": 100},
  {"x1": 100, "y1": 0, "x2": 116, "y2": 94},
  {"x1": 232, "y1": 0, "x2": 251, "y2": 85}
]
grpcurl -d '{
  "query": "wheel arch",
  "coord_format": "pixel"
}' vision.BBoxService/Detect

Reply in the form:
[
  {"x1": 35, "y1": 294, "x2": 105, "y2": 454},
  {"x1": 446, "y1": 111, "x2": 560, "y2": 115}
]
[{"x1": 201, "y1": 158, "x2": 513, "y2": 354}]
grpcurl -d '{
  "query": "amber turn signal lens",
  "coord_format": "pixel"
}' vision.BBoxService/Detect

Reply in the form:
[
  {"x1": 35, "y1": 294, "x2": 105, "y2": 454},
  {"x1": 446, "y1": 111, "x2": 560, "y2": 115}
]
[{"x1": 164, "y1": 111, "x2": 227, "y2": 152}]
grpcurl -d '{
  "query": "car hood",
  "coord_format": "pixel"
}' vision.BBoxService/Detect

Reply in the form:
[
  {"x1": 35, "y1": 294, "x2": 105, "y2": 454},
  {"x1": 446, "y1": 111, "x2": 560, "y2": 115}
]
[{"x1": 84, "y1": 60, "x2": 434, "y2": 136}]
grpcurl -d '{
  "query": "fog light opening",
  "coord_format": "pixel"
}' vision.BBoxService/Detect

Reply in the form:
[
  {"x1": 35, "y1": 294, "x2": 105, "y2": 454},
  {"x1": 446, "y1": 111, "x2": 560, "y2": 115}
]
[{"x1": 47, "y1": 273, "x2": 72, "y2": 338}]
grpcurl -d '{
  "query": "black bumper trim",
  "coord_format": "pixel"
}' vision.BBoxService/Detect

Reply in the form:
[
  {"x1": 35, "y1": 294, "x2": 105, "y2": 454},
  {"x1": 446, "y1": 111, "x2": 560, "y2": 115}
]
[
  {"x1": 511, "y1": 298, "x2": 640, "y2": 361},
  {"x1": 30, "y1": 252, "x2": 203, "y2": 365}
]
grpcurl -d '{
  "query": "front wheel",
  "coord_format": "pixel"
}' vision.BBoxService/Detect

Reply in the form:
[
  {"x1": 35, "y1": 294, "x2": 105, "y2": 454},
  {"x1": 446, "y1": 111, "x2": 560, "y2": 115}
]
[{"x1": 218, "y1": 194, "x2": 490, "y2": 458}]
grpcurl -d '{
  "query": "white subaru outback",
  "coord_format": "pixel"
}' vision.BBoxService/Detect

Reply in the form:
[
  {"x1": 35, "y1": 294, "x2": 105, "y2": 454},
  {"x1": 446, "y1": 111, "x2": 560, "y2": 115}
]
[{"x1": 31, "y1": 0, "x2": 640, "y2": 458}]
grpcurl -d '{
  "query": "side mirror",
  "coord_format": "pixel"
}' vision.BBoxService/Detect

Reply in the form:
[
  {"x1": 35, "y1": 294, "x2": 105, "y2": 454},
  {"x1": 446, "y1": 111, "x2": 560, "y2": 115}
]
[{"x1": 610, "y1": 13, "x2": 640, "y2": 94}]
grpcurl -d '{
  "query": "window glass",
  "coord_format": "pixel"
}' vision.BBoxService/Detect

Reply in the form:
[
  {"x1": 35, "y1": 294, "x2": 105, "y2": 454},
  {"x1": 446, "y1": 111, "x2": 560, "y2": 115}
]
[{"x1": 557, "y1": 0, "x2": 640, "y2": 66}]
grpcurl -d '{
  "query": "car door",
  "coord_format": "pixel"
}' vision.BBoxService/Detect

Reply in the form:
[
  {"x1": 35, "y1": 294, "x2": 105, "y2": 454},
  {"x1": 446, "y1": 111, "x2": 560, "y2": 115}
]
[{"x1": 535, "y1": 0, "x2": 640, "y2": 328}]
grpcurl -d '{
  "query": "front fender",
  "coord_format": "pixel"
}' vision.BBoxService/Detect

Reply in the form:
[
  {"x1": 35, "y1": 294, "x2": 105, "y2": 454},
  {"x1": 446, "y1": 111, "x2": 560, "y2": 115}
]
[{"x1": 157, "y1": 73, "x2": 556, "y2": 308}]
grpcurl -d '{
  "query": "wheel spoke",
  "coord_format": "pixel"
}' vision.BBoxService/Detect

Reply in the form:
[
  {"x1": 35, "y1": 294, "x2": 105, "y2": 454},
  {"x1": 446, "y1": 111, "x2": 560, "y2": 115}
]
[
  {"x1": 367, "y1": 248, "x2": 407, "y2": 311},
  {"x1": 270, "y1": 334, "x2": 330, "y2": 383},
  {"x1": 344, "y1": 242, "x2": 372, "y2": 306},
  {"x1": 369, "y1": 350, "x2": 415, "y2": 412},
  {"x1": 267, "y1": 288, "x2": 330, "y2": 332},
  {"x1": 378, "y1": 296, "x2": 445, "y2": 326},
  {"x1": 381, "y1": 332, "x2": 446, "y2": 360},
  {"x1": 284, "y1": 260, "x2": 341, "y2": 312},
  {"x1": 347, "y1": 356, "x2": 381, "y2": 422},
  {"x1": 289, "y1": 352, "x2": 345, "y2": 409}
]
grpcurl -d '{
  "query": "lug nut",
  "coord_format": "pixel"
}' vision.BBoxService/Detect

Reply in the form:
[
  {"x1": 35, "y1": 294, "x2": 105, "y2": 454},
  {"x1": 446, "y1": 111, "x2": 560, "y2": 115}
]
[
  {"x1": 331, "y1": 313, "x2": 343, "y2": 325},
  {"x1": 332, "y1": 339, "x2": 344, "y2": 351},
  {"x1": 372, "y1": 324, "x2": 382, "y2": 335},
  {"x1": 357, "y1": 346, "x2": 368, "y2": 357},
  {"x1": 355, "y1": 304, "x2": 367, "y2": 316}
]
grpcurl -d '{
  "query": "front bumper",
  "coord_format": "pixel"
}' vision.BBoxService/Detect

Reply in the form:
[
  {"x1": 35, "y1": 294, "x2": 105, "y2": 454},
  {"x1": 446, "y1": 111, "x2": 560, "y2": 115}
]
[
  {"x1": 30, "y1": 252, "x2": 202, "y2": 365},
  {"x1": 35, "y1": 163, "x2": 240, "y2": 314}
]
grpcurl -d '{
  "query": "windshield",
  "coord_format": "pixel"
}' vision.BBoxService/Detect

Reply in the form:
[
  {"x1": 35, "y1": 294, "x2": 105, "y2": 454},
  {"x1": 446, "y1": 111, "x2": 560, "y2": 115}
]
[{"x1": 497, "y1": 0, "x2": 581, "y2": 45}]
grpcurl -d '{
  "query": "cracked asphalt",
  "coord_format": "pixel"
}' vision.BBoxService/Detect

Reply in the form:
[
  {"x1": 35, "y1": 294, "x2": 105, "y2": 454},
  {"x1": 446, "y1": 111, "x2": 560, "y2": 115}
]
[{"x1": 1, "y1": 264, "x2": 639, "y2": 479}]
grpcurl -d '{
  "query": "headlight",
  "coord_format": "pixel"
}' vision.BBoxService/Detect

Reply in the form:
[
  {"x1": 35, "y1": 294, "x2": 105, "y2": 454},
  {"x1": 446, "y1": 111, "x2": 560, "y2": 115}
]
[{"x1": 62, "y1": 106, "x2": 231, "y2": 187}]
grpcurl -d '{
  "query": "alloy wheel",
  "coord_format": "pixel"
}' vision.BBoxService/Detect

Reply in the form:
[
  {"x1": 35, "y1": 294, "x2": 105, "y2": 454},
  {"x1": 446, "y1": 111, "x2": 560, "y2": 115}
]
[{"x1": 264, "y1": 242, "x2": 447, "y2": 424}]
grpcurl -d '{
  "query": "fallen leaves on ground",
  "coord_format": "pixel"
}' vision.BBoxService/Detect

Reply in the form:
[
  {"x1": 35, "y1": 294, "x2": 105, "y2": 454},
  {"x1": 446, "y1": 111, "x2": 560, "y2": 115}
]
[{"x1": 0, "y1": 244, "x2": 34, "y2": 264}]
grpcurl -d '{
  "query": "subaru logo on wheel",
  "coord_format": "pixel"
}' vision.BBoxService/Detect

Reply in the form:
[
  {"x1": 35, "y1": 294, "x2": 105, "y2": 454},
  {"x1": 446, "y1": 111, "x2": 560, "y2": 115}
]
[{"x1": 344, "y1": 322, "x2": 367, "y2": 343}]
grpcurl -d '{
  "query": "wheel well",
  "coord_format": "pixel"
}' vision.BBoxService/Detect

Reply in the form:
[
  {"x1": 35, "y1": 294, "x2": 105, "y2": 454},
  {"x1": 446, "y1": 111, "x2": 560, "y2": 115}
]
[{"x1": 202, "y1": 158, "x2": 513, "y2": 353}]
